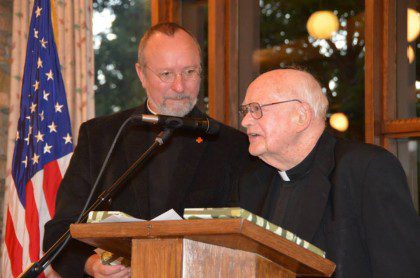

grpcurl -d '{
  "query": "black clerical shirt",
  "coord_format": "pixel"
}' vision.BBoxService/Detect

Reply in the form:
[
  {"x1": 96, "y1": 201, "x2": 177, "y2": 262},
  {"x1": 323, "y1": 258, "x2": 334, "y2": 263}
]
[
  {"x1": 145, "y1": 106, "x2": 194, "y2": 218},
  {"x1": 147, "y1": 124, "x2": 186, "y2": 218},
  {"x1": 262, "y1": 141, "x2": 319, "y2": 231}
]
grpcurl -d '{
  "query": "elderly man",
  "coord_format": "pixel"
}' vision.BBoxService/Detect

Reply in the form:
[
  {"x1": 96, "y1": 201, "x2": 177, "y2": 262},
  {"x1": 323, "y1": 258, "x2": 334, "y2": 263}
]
[
  {"x1": 236, "y1": 69, "x2": 419, "y2": 277},
  {"x1": 43, "y1": 23, "x2": 251, "y2": 277}
]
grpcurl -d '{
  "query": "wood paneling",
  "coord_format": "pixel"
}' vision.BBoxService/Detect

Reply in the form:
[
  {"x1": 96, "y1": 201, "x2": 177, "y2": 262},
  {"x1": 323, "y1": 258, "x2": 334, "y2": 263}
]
[
  {"x1": 151, "y1": 0, "x2": 181, "y2": 25},
  {"x1": 132, "y1": 238, "x2": 183, "y2": 278},
  {"x1": 183, "y1": 238, "x2": 295, "y2": 277}
]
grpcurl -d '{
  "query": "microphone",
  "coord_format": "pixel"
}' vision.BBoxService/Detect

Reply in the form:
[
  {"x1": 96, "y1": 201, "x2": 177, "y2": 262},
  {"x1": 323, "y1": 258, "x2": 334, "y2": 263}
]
[{"x1": 134, "y1": 114, "x2": 220, "y2": 135}]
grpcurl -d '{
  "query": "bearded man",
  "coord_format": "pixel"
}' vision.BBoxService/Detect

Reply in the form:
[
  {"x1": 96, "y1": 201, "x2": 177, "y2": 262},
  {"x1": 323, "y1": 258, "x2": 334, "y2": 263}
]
[{"x1": 44, "y1": 22, "x2": 251, "y2": 277}]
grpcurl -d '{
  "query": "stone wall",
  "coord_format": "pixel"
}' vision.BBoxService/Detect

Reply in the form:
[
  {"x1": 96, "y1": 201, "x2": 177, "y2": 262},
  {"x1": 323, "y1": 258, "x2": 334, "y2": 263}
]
[{"x1": 0, "y1": 0, "x2": 13, "y2": 238}]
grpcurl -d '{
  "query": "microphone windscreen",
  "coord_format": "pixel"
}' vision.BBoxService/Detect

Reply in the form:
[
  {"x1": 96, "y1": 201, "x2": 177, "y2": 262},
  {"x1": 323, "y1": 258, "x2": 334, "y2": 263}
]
[{"x1": 207, "y1": 119, "x2": 220, "y2": 135}]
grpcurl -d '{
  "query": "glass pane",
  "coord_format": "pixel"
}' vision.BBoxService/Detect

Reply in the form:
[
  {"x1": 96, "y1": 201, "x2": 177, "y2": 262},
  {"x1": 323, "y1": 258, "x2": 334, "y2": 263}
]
[
  {"x1": 180, "y1": 0, "x2": 209, "y2": 113},
  {"x1": 396, "y1": 1, "x2": 420, "y2": 118},
  {"x1": 93, "y1": 0, "x2": 151, "y2": 116},
  {"x1": 393, "y1": 138, "x2": 419, "y2": 213},
  {"x1": 238, "y1": 0, "x2": 365, "y2": 142}
]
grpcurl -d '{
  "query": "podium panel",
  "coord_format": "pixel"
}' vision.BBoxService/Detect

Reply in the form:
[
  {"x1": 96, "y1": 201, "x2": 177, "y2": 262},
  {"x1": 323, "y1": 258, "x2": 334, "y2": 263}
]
[{"x1": 70, "y1": 219, "x2": 335, "y2": 277}]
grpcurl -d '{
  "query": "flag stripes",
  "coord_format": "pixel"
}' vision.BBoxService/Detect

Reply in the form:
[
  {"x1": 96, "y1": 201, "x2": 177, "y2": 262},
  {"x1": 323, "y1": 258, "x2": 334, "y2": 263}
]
[{"x1": 1, "y1": 0, "x2": 73, "y2": 276}]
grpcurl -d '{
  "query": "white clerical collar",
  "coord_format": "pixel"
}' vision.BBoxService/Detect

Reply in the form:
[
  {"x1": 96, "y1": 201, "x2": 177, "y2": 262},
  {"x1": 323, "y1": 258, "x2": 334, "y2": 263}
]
[
  {"x1": 278, "y1": 170, "x2": 290, "y2": 182},
  {"x1": 146, "y1": 99, "x2": 158, "y2": 115}
]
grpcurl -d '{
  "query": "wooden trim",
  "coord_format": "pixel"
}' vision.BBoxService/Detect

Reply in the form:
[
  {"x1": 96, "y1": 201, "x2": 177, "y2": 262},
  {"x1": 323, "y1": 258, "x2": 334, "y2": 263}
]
[
  {"x1": 208, "y1": 0, "x2": 226, "y2": 122},
  {"x1": 226, "y1": 0, "x2": 239, "y2": 128},
  {"x1": 364, "y1": 0, "x2": 383, "y2": 145},
  {"x1": 208, "y1": 0, "x2": 240, "y2": 127},
  {"x1": 384, "y1": 132, "x2": 420, "y2": 139},
  {"x1": 382, "y1": 119, "x2": 420, "y2": 135},
  {"x1": 151, "y1": 0, "x2": 181, "y2": 25},
  {"x1": 382, "y1": 0, "x2": 397, "y2": 123}
]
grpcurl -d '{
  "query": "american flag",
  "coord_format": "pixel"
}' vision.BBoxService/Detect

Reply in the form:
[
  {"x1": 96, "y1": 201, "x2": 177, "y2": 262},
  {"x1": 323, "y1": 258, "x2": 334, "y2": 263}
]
[{"x1": 1, "y1": 0, "x2": 73, "y2": 276}]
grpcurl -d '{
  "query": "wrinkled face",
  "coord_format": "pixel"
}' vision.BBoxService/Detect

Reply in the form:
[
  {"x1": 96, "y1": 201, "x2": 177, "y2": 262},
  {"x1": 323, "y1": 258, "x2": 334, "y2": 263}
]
[
  {"x1": 136, "y1": 31, "x2": 201, "y2": 116},
  {"x1": 241, "y1": 76, "x2": 301, "y2": 165}
]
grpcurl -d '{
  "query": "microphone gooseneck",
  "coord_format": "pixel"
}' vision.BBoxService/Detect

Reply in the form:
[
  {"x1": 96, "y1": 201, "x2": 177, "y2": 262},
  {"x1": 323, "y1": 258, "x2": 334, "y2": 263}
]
[{"x1": 134, "y1": 114, "x2": 220, "y2": 135}]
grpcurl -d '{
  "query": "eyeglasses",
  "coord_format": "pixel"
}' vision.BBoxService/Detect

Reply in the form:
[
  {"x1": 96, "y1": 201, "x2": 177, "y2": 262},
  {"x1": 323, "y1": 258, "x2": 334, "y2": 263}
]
[
  {"x1": 239, "y1": 99, "x2": 302, "y2": 119},
  {"x1": 145, "y1": 65, "x2": 201, "y2": 83}
]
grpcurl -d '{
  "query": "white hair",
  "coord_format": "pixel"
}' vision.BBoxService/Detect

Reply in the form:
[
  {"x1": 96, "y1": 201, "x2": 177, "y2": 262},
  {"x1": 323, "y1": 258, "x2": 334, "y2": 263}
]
[{"x1": 293, "y1": 71, "x2": 329, "y2": 120}]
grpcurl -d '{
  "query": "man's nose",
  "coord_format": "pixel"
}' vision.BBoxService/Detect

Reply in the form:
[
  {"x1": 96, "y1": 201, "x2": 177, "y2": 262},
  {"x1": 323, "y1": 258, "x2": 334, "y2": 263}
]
[
  {"x1": 241, "y1": 110, "x2": 253, "y2": 128},
  {"x1": 171, "y1": 74, "x2": 185, "y2": 93}
]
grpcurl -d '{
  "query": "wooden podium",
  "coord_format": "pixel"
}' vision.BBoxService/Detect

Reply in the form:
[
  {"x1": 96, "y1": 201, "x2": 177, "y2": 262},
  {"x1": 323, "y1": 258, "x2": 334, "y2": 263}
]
[{"x1": 70, "y1": 219, "x2": 335, "y2": 277}]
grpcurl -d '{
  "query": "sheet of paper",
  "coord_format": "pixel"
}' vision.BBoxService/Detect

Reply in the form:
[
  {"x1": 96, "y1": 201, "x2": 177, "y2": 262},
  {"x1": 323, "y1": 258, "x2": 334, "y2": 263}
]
[
  {"x1": 100, "y1": 214, "x2": 144, "y2": 223},
  {"x1": 151, "y1": 209, "x2": 183, "y2": 221},
  {"x1": 97, "y1": 209, "x2": 182, "y2": 223}
]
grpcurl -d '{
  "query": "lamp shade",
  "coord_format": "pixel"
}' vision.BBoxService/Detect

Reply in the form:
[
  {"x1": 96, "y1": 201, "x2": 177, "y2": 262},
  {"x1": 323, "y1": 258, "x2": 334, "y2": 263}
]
[
  {"x1": 306, "y1": 11, "x2": 339, "y2": 40},
  {"x1": 329, "y1": 112, "x2": 349, "y2": 132},
  {"x1": 407, "y1": 8, "x2": 420, "y2": 42},
  {"x1": 407, "y1": 45, "x2": 415, "y2": 63}
]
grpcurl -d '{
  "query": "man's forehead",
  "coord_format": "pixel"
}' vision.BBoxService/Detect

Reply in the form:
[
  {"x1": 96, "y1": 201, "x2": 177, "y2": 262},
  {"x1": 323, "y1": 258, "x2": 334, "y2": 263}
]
[
  {"x1": 245, "y1": 82, "x2": 290, "y2": 104},
  {"x1": 144, "y1": 32, "x2": 200, "y2": 62},
  {"x1": 147, "y1": 30, "x2": 195, "y2": 48}
]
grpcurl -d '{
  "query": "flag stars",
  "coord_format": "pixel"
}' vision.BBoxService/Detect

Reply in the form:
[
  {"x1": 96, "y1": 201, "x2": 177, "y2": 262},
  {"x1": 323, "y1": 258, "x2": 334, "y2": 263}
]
[
  {"x1": 33, "y1": 80, "x2": 40, "y2": 91},
  {"x1": 39, "y1": 38, "x2": 47, "y2": 48},
  {"x1": 63, "y1": 133, "x2": 72, "y2": 144},
  {"x1": 44, "y1": 143, "x2": 52, "y2": 154},
  {"x1": 22, "y1": 156, "x2": 28, "y2": 168},
  {"x1": 24, "y1": 135, "x2": 30, "y2": 145},
  {"x1": 55, "y1": 102, "x2": 63, "y2": 113},
  {"x1": 48, "y1": 122, "x2": 57, "y2": 133},
  {"x1": 34, "y1": 28, "x2": 39, "y2": 39},
  {"x1": 43, "y1": 90, "x2": 50, "y2": 101},
  {"x1": 16, "y1": 131, "x2": 20, "y2": 141},
  {"x1": 35, "y1": 6, "x2": 42, "y2": 18},
  {"x1": 30, "y1": 102, "x2": 37, "y2": 113},
  {"x1": 31, "y1": 153, "x2": 40, "y2": 165},
  {"x1": 39, "y1": 110, "x2": 45, "y2": 121},
  {"x1": 35, "y1": 131, "x2": 44, "y2": 142},
  {"x1": 37, "y1": 57, "x2": 43, "y2": 69},
  {"x1": 46, "y1": 69, "x2": 54, "y2": 81}
]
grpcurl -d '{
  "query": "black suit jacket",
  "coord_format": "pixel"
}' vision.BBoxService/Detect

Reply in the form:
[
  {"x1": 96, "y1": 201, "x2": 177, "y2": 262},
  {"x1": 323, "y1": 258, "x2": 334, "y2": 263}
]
[
  {"x1": 43, "y1": 105, "x2": 252, "y2": 277},
  {"x1": 236, "y1": 132, "x2": 420, "y2": 278}
]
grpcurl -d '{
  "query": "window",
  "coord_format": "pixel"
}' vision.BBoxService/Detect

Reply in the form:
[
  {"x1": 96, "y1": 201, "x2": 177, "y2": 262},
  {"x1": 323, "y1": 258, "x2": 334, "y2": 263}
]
[
  {"x1": 237, "y1": 0, "x2": 365, "y2": 141},
  {"x1": 93, "y1": 0, "x2": 151, "y2": 116}
]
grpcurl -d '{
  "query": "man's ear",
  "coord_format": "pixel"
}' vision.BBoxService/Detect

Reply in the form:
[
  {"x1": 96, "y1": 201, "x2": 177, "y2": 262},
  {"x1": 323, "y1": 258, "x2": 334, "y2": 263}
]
[
  {"x1": 135, "y1": 63, "x2": 147, "y2": 89},
  {"x1": 295, "y1": 102, "x2": 312, "y2": 132}
]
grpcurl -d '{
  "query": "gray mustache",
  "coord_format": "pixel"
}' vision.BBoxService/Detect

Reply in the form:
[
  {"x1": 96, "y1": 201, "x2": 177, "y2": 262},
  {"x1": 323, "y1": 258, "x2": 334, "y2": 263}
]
[{"x1": 163, "y1": 95, "x2": 191, "y2": 100}]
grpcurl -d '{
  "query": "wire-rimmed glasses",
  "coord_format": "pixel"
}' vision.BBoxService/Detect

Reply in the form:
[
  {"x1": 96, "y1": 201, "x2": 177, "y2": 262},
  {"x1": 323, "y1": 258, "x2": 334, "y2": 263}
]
[
  {"x1": 239, "y1": 99, "x2": 302, "y2": 119},
  {"x1": 145, "y1": 66, "x2": 201, "y2": 83}
]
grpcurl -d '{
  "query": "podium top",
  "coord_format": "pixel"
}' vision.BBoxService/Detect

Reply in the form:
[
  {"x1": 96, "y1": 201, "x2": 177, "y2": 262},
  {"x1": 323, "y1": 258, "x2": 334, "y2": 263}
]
[{"x1": 70, "y1": 218, "x2": 335, "y2": 277}]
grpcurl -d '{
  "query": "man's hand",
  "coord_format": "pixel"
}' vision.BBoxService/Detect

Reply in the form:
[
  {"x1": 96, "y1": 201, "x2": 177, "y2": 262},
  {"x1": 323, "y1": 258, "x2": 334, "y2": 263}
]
[{"x1": 85, "y1": 254, "x2": 130, "y2": 278}]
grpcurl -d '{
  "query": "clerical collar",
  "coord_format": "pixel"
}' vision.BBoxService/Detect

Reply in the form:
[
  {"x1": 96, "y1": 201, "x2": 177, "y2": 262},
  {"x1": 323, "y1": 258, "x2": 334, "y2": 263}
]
[
  {"x1": 146, "y1": 99, "x2": 158, "y2": 115},
  {"x1": 278, "y1": 139, "x2": 320, "y2": 182}
]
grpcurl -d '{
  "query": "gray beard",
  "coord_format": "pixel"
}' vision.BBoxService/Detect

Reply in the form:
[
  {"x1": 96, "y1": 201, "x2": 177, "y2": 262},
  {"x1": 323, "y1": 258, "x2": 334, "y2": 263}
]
[{"x1": 151, "y1": 96, "x2": 197, "y2": 117}]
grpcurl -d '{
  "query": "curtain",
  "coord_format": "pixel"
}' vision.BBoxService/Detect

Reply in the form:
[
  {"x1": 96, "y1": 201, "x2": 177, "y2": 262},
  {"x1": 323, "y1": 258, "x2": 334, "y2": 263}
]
[{"x1": 2, "y1": 0, "x2": 94, "y2": 269}]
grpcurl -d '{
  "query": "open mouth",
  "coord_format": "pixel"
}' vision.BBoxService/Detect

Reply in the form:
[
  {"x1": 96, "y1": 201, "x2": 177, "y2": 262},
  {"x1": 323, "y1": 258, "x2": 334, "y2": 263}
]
[{"x1": 248, "y1": 133, "x2": 260, "y2": 138}]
